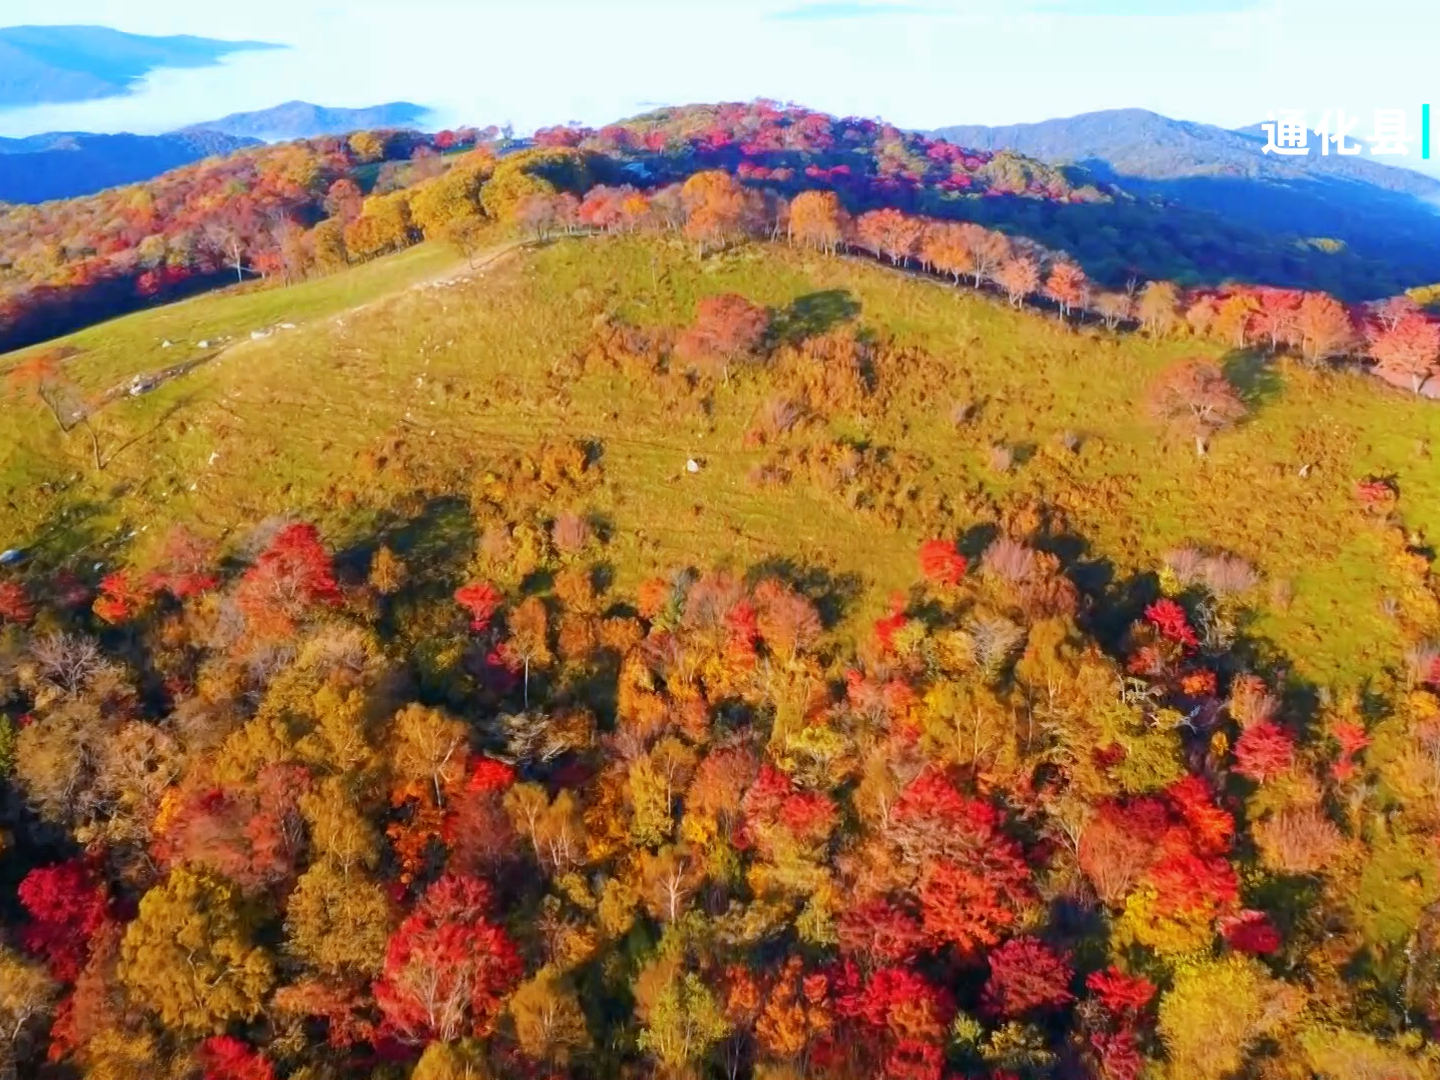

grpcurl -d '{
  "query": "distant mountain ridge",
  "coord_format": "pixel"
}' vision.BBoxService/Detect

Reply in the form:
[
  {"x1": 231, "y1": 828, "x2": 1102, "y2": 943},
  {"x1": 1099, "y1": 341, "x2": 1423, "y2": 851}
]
[
  {"x1": 0, "y1": 100, "x2": 431, "y2": 204},
  {"x1": 933, "y1": 108, "x2": 1440, "y2": 196},
  {"x1": 0, "y1": 24, "x2": 280, "y2": 107},
  {"x1": 931, "y1": 107, "x2": 1440, "y2": 285},
  {"x1": 182, "y1": 100, "x2": 432, "y2": 141},
  {"x1": 0, "y1": 130, "x2": 258, "y2": 203}
]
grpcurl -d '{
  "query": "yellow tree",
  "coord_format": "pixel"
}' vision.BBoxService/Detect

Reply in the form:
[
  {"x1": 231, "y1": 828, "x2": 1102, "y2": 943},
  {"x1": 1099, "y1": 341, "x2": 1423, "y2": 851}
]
[
  {"x1": 369, "y1": 544, "x2": 408, "y2": 595},
  {"x1": 1214, "y1": 292, "x2": 1259, "y2": 347},
  {"x1": 638, "y1": 845, "x2": 701, "y2": 924},
  {"x1": 345, "y1": 193, "x2": 417, "y2": 261},
  {"x1": 118, "y1": 867, "x2": 275, "y2": 1033},
  {"x1": 503, "y1": 597, "x2": 554, "y2": 708},
  {"x1": 390, "y1": 704, "x2": 470, "y2": 807},
  {"x1": 921, "y1": 222, "x2": 976, "y2": 284},
  {"x1": 348, "y1": 130, "x2": 387, "y2": 163},
  {"x1": 1157, "y1": 956, "x2": 1301, "y2": 1080},
  {"x1": 410, "y1": 1039, "x2": 490, "y2": 1080},
  {"x1": 638, "y1": 970, "x2": 731, "y2": 1074},
  {"x1": 410, "y1": 163, "x2": 488, "y2": 237},
  {"x1": 681, "y1": 170, "x2": 750, "y2": 256},
  {"x1": 0, "y1": 946, "x2": 56, "y2": 1073},
  {"x1": 508, "y1": 966, "x2": 591, "y2": 1065},
  {"x1": 788, "y1": 190, "x2": 846, "y2": 254},
  {"x1": 310, "y1": 218, "x2": 349, "y2": 274},
  {"x1": 285, "y1": 860, "x2": 394, "y2": 976},
  {"x1": 480, "y1": 162, "x2": 557, "y2": 223},
  {"x1": 1137, "y1": 280, "x2": 1183, "y2": 337},
  {"x1": 995, "y1": 255, "x2": 1040, "y2": 308}
]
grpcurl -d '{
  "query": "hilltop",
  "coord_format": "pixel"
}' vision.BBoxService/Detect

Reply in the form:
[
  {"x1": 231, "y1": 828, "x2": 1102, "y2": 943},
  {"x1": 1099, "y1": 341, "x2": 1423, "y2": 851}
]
[
  {"x1": 8, "y1": 99, "x2": 1440, "y2": 358},
  {"x1": 4, "y1": 123, "x2": 1440, "y2": 1080},
  {"x1": 4, "y1": 228, "x2": 1439, "y2": 688},
  {"x1": 0, "y1": 24, "x2": 280, "y2": 107}
]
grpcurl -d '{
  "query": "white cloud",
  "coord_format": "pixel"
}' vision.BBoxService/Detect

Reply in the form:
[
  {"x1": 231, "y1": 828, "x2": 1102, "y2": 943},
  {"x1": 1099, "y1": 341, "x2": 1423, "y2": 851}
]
[{"x1": 0, "y1": 0, "x2": 1435, "y2": 138}]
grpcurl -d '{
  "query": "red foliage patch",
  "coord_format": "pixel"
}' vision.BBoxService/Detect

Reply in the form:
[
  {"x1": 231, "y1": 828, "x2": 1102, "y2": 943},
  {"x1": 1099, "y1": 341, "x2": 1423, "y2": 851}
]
[
  {"x1": 981, "y1": 936, "x2": 1074, "y2": 1018},
  {"x1": 1220, "y1": 909, "x2": 1282, "y2": 954},
  {"x1": 0, "y1": 580, "x2": 35, "y2": 624},
  {"x1": 918, "y1": 539, "x2": 967, "y2": 588},
  {"x1": 199, "y1": 1036, "x2": 276, "y2": 1080},
  {"x1": 1144, "y1": 598, "x2": 1198, "y2": 649},
  {"x1": 1085, "y1": 966, "x2": 1156, "y2": 1017},
  {"x1": 454, "y1": 581, "x2": 504, "y2": 633},
  {"x1": 1233, "y1": 721, "x2": 1296, "y2": 783},
  {"x1": 373, "y1": 874, "x2": 523, "y2": 1043}
]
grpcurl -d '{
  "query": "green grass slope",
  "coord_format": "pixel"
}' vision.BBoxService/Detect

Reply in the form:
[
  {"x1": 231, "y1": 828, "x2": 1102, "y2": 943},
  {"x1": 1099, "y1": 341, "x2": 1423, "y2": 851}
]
[{"x1": 4, "y1": 233, "x2": 1439, "y2": 691}]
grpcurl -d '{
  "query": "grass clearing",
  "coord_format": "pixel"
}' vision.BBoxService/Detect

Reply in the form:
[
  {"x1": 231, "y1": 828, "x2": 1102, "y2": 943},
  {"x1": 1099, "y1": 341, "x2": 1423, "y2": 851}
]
[{"x1": 3, "y1": 232, "x2": 1439, "y2": 689}]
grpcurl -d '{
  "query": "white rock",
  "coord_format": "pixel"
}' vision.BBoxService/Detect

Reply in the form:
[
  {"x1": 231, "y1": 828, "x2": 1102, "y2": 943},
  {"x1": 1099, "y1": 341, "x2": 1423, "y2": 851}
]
[
  {"x1": 161, "y1": 340, "x2": 173, "y2": 348},
  {"x1": 686, "y1": 459, "x2": 701, "y2": 474},
  {"x1": 197, "y1": 340, "x2": 210, "y2": 348},
  {"x1": 208, "y1": 451, "x2": 220, "y2": 466},
  {"x1": 251, "y1": 330, "x2": 270, "y2": 341},
  {"x1": 279, "y1": 322, "x2": 296, "y2": 330}
]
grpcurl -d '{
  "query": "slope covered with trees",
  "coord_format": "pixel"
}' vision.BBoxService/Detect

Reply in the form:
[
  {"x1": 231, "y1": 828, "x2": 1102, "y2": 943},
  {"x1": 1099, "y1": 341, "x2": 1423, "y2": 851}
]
[
  {"x1": 3, "y1": 144, "x2": 1440, "y2": 1074},
  {"x1": 0, "y1": 128, "x2": 486, "y2": 351},
  {"x1": 931, "y1": 108, "x2": 1440, "y2": 288},
  {"x1": 7, "y1": 99, "x2": 1436, "y2": 357},
  {"x1": 2, "y1": 398, "x2": 1440, "y2": 1080},
  {"x1": 0, "y1": 130, "x2": 260, "y2": 205}
]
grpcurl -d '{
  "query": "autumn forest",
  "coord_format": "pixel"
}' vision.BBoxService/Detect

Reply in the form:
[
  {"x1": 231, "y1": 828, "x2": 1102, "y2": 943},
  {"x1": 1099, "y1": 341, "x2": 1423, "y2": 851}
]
[{"x1": 3, "y1": 98, "x2": 1440, "y2": 1080}]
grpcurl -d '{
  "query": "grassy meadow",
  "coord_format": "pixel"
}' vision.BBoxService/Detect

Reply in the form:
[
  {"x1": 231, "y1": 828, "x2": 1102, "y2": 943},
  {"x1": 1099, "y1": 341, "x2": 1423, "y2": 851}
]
[{"x1": 3, "y1": 231, "x2": 1440, "y2": 689}]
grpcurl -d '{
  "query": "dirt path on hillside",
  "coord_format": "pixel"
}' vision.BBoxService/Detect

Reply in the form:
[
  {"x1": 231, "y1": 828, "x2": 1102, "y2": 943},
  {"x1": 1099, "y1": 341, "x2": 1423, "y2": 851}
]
[
  {"x1": 331, "y1": 237, "x2": 528, "y2": 322},
  {"x1": 99, "y1": 239, "x2": 530, "y2": 407}
]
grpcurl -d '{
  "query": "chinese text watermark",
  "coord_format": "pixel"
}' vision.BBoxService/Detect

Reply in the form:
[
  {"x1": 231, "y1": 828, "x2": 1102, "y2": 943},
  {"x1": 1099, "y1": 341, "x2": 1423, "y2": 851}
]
[{"x1": 1261, "y1": 107, "x2": 1432, "y2": 159}]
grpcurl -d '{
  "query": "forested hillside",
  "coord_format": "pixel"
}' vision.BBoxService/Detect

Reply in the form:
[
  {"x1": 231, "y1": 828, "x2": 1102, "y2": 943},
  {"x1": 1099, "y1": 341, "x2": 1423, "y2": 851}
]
[
  {"x1": 931, "y1": 108, "x2": 1440, "y2": 287},
  {"x1": 3, "y1": 96, "x2": 1440, "y2": 1080},
  {"x1": 7, "y1": 100, "x2": 1437, "y2": 356},
  {"x1": 0, "y1": 130, "x2": 259, "y2": 204}
]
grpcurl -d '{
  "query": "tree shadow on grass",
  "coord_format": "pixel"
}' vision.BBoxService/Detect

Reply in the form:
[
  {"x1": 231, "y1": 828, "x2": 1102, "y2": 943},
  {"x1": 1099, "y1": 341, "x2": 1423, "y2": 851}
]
[
  {"x1": 744, "y1": 555, "x2": 864, "y2": 630},
  {"x1": 957, "y1": 522, "x2": 999, "y2": 564},
  {"x1": 1041, "y1": 530, "x2": 1116, "y2": 600},
  {"x1": 344, "y1": 495, "x2": 476, "y2": 584},
  {"x1": 6, "y1": 498, "x2": 116, "y2": 572},
  {"x1": 1222, "y1": 349, "x2": 1284, "y2": 412},
  {"x1": 773, "y1": 289, "x2": 861, "y2": 346}
]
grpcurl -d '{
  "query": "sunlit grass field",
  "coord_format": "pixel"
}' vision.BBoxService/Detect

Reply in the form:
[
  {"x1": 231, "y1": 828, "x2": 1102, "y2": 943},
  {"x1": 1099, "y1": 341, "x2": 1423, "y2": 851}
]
[{"x1": 4, "y1": 232, "x2": 1439, "y2": 689}]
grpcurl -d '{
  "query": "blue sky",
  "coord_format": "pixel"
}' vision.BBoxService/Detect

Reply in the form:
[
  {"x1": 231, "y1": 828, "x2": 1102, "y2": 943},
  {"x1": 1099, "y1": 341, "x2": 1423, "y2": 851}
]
[{"x1": 1, "y1": 0, "x2": 1437, "y2": 166}]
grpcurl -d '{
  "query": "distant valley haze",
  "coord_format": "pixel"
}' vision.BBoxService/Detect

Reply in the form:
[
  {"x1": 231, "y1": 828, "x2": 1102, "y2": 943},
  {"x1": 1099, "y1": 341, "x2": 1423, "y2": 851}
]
[{"x1": 0, "y1": 0, "x2": 1438, "y2": 181}]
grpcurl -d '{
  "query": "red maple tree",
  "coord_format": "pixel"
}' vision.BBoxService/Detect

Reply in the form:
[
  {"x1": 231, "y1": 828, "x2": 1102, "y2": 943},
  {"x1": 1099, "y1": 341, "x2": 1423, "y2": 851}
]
[
  {"x1": 918, "y1": 539, "x2": 967, "y2": 588},
  {"x1": 1233, "y1": 721, "x2": 1296, "y2": 783},
  {"x1": 235, "y1": 523, "x2": 342, "y2": 639},
  {"x1": 676, "y1": 294, "x2": 770, "y2": 384},
  {"x1": 455, "y1": 581, "x2": 504, "y2": 632},
  {"x1": 372, "y1": 873, "x2": 523, "y2": 1043},
  {"x1": 980, "y1": 936, "x2": 1074, "y2": 1019}
]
